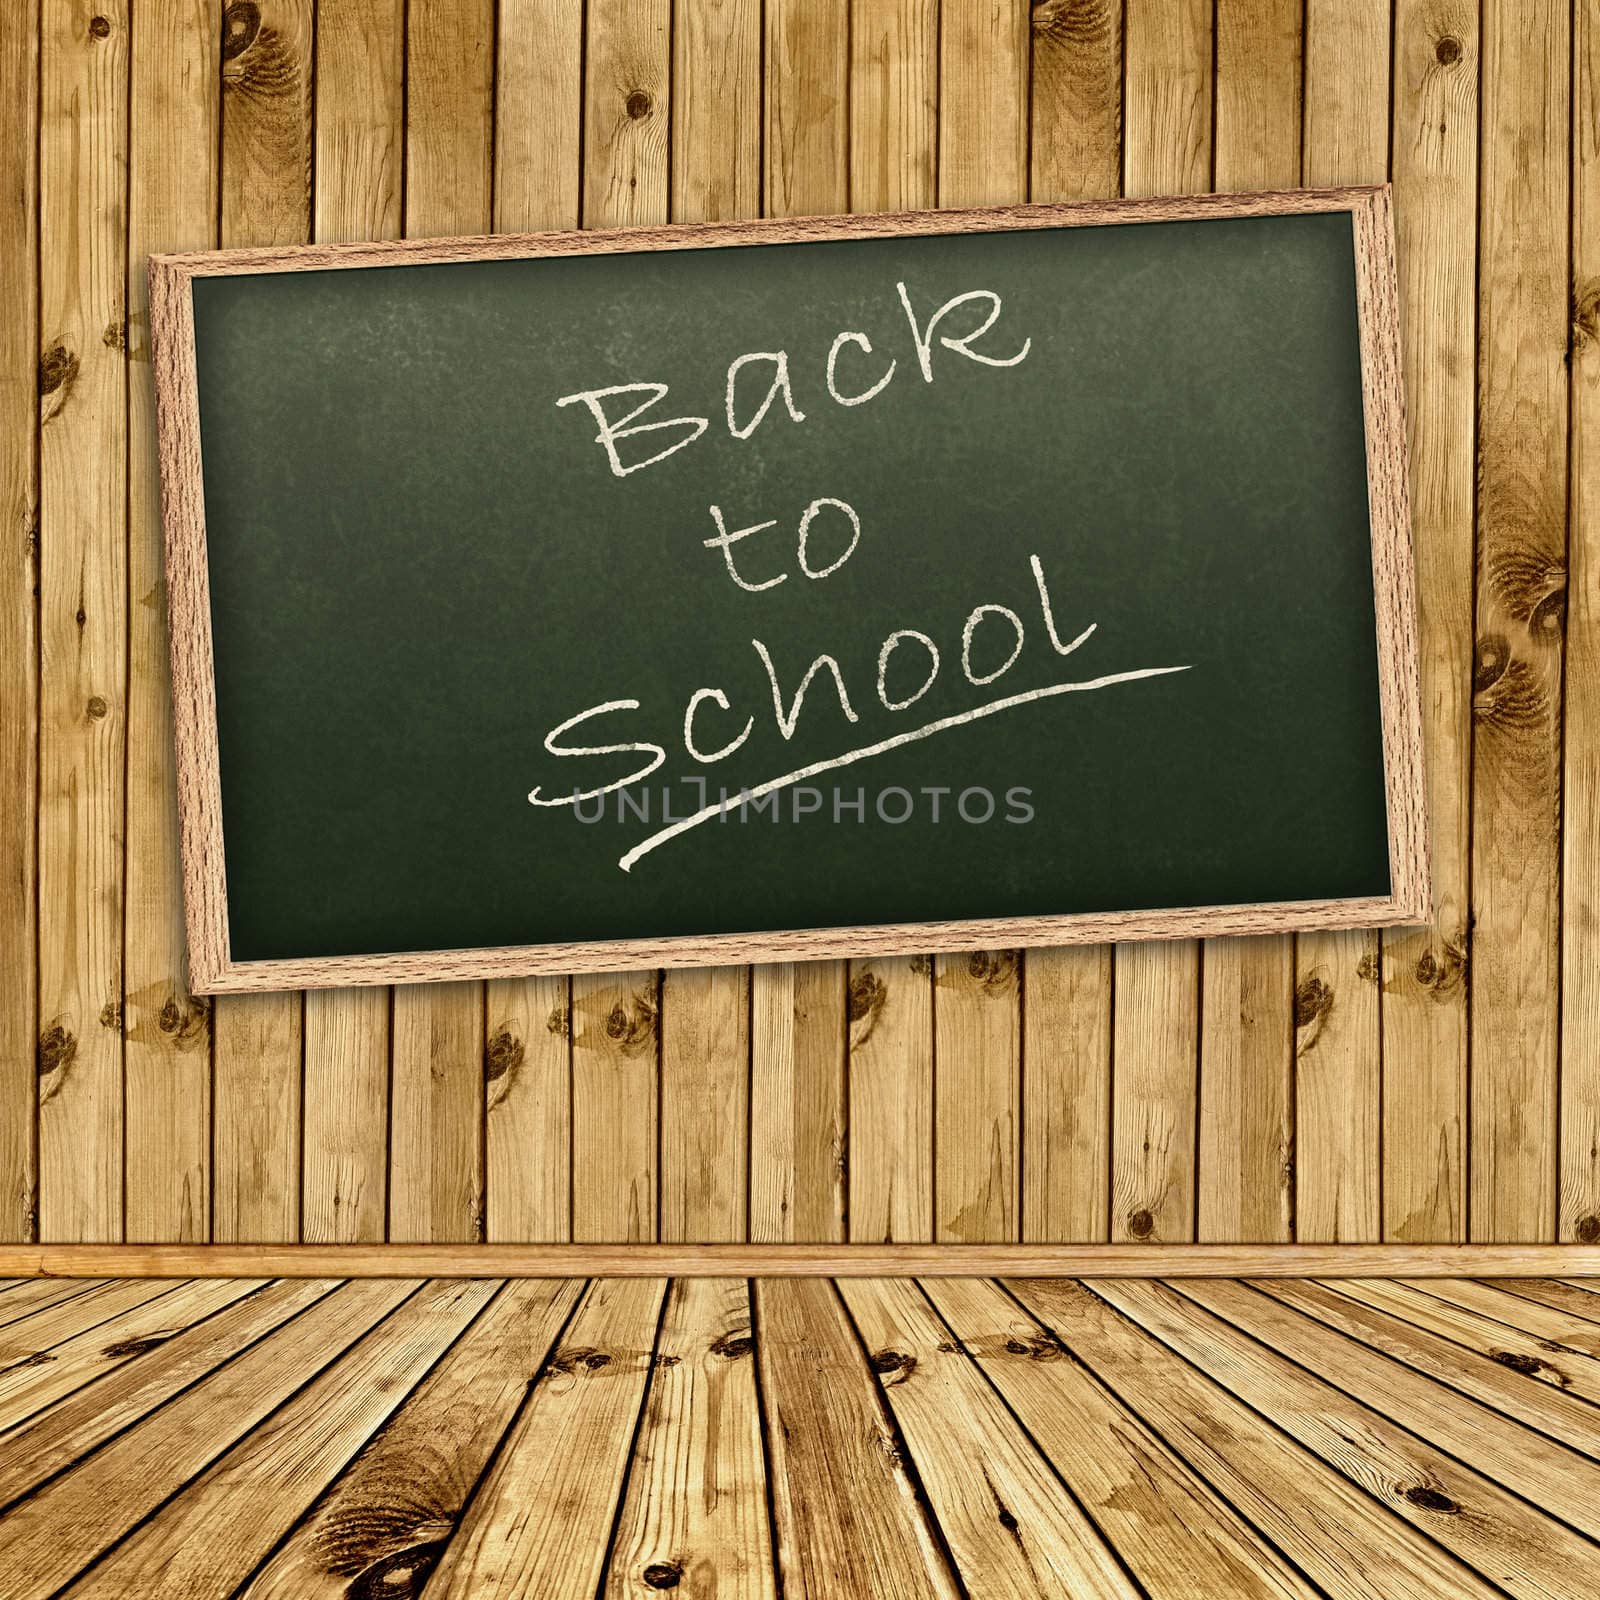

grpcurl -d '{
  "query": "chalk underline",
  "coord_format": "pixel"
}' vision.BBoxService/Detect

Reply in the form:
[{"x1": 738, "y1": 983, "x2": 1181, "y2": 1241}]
[{"x1": 615, "y1": 662, "x2": 1193, "y2": 873}]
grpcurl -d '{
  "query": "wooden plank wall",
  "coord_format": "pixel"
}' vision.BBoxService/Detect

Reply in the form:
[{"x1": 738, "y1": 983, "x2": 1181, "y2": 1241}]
[{"x1": 4, "y1": 0, "x2": 1591, "y2": 1247}]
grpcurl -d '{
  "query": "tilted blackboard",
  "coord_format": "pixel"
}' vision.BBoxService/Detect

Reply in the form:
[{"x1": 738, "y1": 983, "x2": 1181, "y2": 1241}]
[{"x1": 150, "y1": 189, "x2": 1427, "y2": 993}]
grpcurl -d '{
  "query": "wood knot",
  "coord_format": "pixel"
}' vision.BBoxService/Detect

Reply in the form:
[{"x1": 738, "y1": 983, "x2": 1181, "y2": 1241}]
[
  {"x1": 548, "y1": 1346, "x2": 612, "y2": 1377},
  {"x1": 642, "y1": 1561, "x2": 683, "y2": 1589},
  {"x1": 963, "y1": 949, "x2": 1018, "y2": 992},
  {"x1": 89, "y1": 15, "x2": 111, "y2": 38},
  {"x1": 99, "y1": 1000, "x2": 121, "y2": 1030},
  {"x1": 346, "y1": 1542, "x2": 448, "y2": 1600},
  {"x1": 101, "y1": 1334, "x2": 168, "y2": 1359},
  {"x1": 39, "y1": 344, "x2": 79, "y2": 398},
  {"x1": 1434, "y1": 35, "x2": 1461, "y2": 65},
  {"x1": 102, "y1": 319, "x2": 125, "y2": 349},
  {"x1": 484, "y1": 1026, "x2": 524, "y2": 1086},
  {"x1": 1575, "y1": 1214, "x2": 1600, "y2": 1244},
  {"x1": 654, "y1": 1352, "x2": 681, "y2": 1368},
  {"x1": 1412, "y1": 938, "x2": 1467, "y2": 1001},
  {"x1": 157, "y1": 992, "x2": 210, "y2": 1048},
  {"x1": 625, "y1": 89, "x2": 652, "y2": 120},
  {"x1": 6, "y1": 1352, "x2": 55, "y2": 1371},
  {"x1": 1403, "y1": 1484, "x2": 1459, "y2": 1514},
  {"x1": 909, "y1": 953, "x2": 932, "y2": 977},
  {"x1": 1127, "y1": 1207, "x2": 1155, "y2": 1239},
  {"x1": 710, "y1": 1330, "x2": 753, "y2": 1360},
  {"x1": 848, "y1": 970, "x2": 887, "y2": 1025},
  {"x1": 222, "y1": 1, "x2": 261, "y2": 60},
  {"x1": 1574, "y1": 281, "x2": 1600, "y2": 362},
  {"x1": 1031, "y1": 0, "x2": 1111, "y2": 47},
  {"x1": 869, "y1": 1348, "x2": 917, "y2": 1382},
  {"x1": 37, "y1": 1021, "x2": 77, "y2": 1078},
  {"x1": 1356, "y1": 950, "x2": 1380, "y2": 982},
  {"x1": 1294, "y1": 976, "x2": 1332, "y2": 1028},
  {"x1": 545, "y1": 1005, "x2": 569, "y2": 1036},
  {"x1": 86, "y1": 695, "x2": 107, "y2": 719}
]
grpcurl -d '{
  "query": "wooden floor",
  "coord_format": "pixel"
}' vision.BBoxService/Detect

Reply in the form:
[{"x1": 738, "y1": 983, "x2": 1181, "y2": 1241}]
[
  {"x1": 6, "y1": 0, "x2": 1596, "y2": 1252},
  {"x1": 0, "y1": 1275, "x2": 1597, "y2": 1596}
]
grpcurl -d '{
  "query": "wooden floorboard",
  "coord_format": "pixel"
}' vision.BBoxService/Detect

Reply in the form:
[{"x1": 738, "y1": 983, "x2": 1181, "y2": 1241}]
[{"x1": 0, "y1": 1275, "x2": 1591, "y2": 1596}]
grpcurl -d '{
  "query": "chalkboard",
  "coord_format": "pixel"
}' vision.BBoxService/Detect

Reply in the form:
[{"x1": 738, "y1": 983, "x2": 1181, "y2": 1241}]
[{"x1": 150, "y1": 189, "x2": 1427, "y2": 994}]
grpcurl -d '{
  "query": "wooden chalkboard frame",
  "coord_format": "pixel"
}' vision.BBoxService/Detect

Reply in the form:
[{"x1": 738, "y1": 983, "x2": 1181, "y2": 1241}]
[{"x1": 150, "y1": 185, "x2": 1427, "y2": 994}]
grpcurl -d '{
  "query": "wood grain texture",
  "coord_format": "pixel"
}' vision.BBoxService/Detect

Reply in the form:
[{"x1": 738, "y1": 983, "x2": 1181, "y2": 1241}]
[
  {"x1": 1293, "y1": 2, "x2": 1392, "y2": 1244},
  {"x1": 38, "y1": 0, "x2": 129, "y2": 1244},
  {"x1": 22, "y1": 3, "x2": 1595, "y2": 1257},
  {"x1": 607, "y1": 1278, "x2": 775, "y2": 1597},
  {"x1": 4, "y1": 1272, "x2": 1600, "y2": 1595},
  {"x1": 213, "y1": 0, "x2": 313, "y2": 1244},
  {"x1": 299, "y1": 0, "x2": 403, "y2": 1248},
  {"x1": 1383, "y1": 0, "x2": 1477, "y2": 1244},
  {"x1": 122, "y1": 0, "x2": 215, "y2": 1246},
  {"x1": 386, "y1": 0, "x2": 496, "y2": 1248},
  {"x1": 755, "y1": 1278, "x2": 960, "y2": 1597},
  {"x1": 1198, "y1": 0, "x2": 1303, "y2": 1247},
  {"x1": 425, "y1": 1277, "x2": 667, "y2": 1597},
  {"x1": 241, "y1": 1277, "x2": 581, "y2": 1599},
  {"x1": 0, "y1": 0, "x2": 39, "y2": 1245},
  {"x1": 1470, "y1": 0, "x2": 1571, "y2": 1241},
  {"x1": 1563, "y1": 0, "x2": 1600, "y2": 1244},
  {"x1": 841, "y1": 1275, "x2": 1138, "y2": 1596},
  {"x1": 572, "y1": 971, "x2": 660, "y2": 1243},
  {"x1": 843, "y1": 1, "x2": 937, "y2": 1250}
]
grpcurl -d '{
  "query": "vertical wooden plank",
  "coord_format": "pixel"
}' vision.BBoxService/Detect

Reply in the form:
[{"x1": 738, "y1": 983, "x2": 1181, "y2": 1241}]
[
  {"x1": 1294, "y1": 0, "x2": 1390, "y2": 1244},
  {"x1": 1382, "y1": 1, "x2": 1476, "y2": 1242},
  {"x1": 765, "y1": 0, "x2": 849, "y2": 218},
  {"x1": 299, "y1": 0, "x2": 403, "y2": 1245},
  {"x1": 486, "y1": 1, "x2": 584, "y2": 1244},
  {"x1": 1031, "y1": 0, "x2": 1123, "y2": 201},
  {"x1": 1566, "y1": 0, "x2": 1600, "y2": 1241},
  {"x1": 301, "y1": 987, "x2": 388, "y2": 1242},
  {"x1": 0, "y1": 0, "x2": 38, "y2": 1242},
  {"x1": 1198, "y1": 0, "x2": 1300, "y2": 1243},
  {"x1": 849, "y1": 0, "x2": 936, "y2": 213},
  {"x1": 1113, "y1": 1, "x2": 1210, "y2": 1248},
  {"x1": 939, "y1": 0, "x2": 1029, "y2": 209},
  {"x1": 1472, "y1": 0, "x2": 1570, "y2": 1241},
  {"x1": 750, "y1": 963, "x2": 847, "y2": 1242},
  {"x1": 751, "y1": 1, "x2": 850, "y2": 1245},
  {"x1": 605, "y1": 1279, "x2": 776, "y2": 1597},
  {"x1": 661, "y1": 968, "x2": 750, "y2": 1240},
  {"x1": 1125, "y1": 0, "x2": 1211, "y2": 198},
  {"x1": 38, "y1": 0, "x2": 128, "y2": 1242},
  {"x1": 124, "y1": 2, "x2": 218, "y2": 1245},
  {"x1": 846, "y1": 0, "x2": 936, "y2": 1245},
  {"x1": 848, "y1": 958, "x2": 934, "y2": 1242},
  {"x1": 570, "y1": 0, "x2": 669, "y2": 1245},
  {"x1": 934, "y1": 952, "x2": 1020, "y2": 1241},
  {"x1": 673, "y1": 0, "x2": 761, "y2": 222},
  {"x1": 1027, "y1": 949, "x2": 1112, "y2": 1241},
  {"x1": 584, "y1": 0, "x2": 671, "y2": 232},
  {"x1": 497, "y1": 0, "x2": 583, "y2": 233},
  {"x1": 572, "y1": 973, "x2": 659, "y2": 1241},
  {"x1": 1025, "y1": 4, "x2": 1122, "y2": 1247},
  {"x1": 658, "y1": 1, "x2": 759, "y2": 1247},
  {"x1": 485, "y1": 980, "x2": 570, "y2": 1242},
  {"x1": 212, "y1": 0, "x2": 314, "y2": 1243},
  {"x1": 933, "y1": 1, "x2": 1028, "y2": 1246},
  {"x1": 389, "y1": 0, "x2": 494, "y2": 1244}
]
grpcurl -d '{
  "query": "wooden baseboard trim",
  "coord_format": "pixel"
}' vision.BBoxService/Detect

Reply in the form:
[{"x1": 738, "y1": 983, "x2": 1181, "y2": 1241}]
[{"x1": 2, "y1": 1244, "x2": 1598, "y2": 1279}]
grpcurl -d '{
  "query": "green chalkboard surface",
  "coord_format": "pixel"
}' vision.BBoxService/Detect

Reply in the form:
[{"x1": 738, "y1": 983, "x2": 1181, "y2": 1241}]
[{"x1": 155, "y1": 192, "x2": 1426, "y2": 991}]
